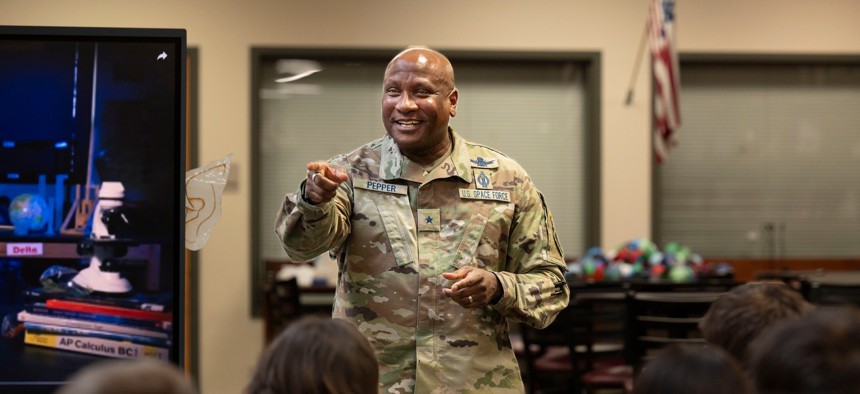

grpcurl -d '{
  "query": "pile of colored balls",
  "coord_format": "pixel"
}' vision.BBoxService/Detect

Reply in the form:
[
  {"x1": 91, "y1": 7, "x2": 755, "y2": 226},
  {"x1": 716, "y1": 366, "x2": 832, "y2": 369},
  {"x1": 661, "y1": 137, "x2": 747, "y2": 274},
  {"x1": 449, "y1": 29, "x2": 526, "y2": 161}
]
[{"x1": 566, "y1": 238, "x2": 733, "y2": 283}]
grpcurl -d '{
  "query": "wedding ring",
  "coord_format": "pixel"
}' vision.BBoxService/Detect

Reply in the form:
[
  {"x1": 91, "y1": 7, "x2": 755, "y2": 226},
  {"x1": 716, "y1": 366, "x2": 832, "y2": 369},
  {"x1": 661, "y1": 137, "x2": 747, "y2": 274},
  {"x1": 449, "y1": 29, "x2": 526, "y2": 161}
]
[
  {"x1": 311, "y1": 172, "x2": 319, "y2": 182},
  {"x1": 468, "y1": 295, "x2": 473, "y2": 304}
]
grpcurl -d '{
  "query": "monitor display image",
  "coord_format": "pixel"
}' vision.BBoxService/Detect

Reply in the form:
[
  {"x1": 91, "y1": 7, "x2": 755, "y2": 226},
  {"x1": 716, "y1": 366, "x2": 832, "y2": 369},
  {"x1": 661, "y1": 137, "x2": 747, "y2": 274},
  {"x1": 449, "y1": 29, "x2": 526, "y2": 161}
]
[{"x1": 0, "y1": 25, "x2": 186, "y2": 393}]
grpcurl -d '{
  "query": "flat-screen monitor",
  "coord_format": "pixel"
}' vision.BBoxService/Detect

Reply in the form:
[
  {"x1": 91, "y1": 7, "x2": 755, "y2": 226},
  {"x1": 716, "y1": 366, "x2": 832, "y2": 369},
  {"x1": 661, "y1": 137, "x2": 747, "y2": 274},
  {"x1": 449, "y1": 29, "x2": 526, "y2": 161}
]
[{"x1": 0, "y1": 25, "x2": 186, "y2": 393}]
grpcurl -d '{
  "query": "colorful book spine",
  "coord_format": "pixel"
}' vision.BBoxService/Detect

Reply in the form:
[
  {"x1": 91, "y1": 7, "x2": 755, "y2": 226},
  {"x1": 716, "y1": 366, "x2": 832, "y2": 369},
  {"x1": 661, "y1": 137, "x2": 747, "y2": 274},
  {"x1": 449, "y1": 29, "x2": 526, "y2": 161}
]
[
  {"x1": 23, "y1": 322, "x2": 171, "y2": 347},
  {"x1": 44, "y1": 299, "x2": 173, "y2": 322},
  {"x1": 24, "y1": 331, "x2": 169, "y2": 360},
  {"x1": 18, "y1": 311, "x2": 169, "y2": 339},
  {"x1": 26, "y1": 303, "x2": 171, "y2": 331},
  {"x1": 24, "y1": 288, "x2": 169, "y2": 312}
]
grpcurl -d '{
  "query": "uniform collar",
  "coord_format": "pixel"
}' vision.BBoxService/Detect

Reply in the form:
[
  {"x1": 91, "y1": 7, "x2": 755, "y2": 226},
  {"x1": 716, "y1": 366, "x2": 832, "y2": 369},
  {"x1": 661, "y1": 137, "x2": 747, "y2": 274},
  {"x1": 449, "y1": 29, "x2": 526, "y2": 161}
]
[{"x1": 379, "y1": 127, "x2": 473, "y2": 183}]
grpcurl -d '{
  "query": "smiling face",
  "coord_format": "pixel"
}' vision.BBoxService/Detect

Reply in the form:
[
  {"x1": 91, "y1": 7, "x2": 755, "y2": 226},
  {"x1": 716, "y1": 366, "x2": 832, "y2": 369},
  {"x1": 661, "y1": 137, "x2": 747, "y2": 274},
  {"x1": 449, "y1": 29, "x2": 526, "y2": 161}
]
[{"x1": 382, "y1": 48, "x2": 458, "y2": 165}]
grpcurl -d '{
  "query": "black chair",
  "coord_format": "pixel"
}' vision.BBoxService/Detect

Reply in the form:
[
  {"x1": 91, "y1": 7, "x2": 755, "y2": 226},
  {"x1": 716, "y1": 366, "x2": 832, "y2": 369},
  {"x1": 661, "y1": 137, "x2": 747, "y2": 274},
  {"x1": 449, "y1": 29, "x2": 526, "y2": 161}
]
[
  {"x1": 801, "y1": 271, "x2": 860, "y2": 307},
  {"x1": 519, "y1": 287, "x2": 631, "y2": 393},
  {"x1": 625, "y1": 291, "x2": 724, "y2": 374},
  {"x1": 626, "y1": 279, "x2": 738, "y2": 293},
  {"x1": 261, "y1": 276, "x2": 303, "y2": 345},
  {"x1": 805, "y1": 284, "x2": 860, "y2": 307}
]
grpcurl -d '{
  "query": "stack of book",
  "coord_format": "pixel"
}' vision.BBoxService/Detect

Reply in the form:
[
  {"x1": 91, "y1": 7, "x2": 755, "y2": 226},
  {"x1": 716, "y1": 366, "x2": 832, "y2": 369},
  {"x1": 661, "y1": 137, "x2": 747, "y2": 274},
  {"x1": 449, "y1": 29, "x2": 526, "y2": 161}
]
[{"x1": 17, "y1": 288, "x2": 172, "y2": 360}]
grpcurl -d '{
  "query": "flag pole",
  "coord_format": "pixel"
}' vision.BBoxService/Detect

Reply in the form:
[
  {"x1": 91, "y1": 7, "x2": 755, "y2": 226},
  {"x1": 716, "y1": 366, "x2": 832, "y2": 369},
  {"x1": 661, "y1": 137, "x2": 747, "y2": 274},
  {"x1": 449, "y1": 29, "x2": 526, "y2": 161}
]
[{"x1": 624, "y1": 20, "x2": 650, "y2": 106}]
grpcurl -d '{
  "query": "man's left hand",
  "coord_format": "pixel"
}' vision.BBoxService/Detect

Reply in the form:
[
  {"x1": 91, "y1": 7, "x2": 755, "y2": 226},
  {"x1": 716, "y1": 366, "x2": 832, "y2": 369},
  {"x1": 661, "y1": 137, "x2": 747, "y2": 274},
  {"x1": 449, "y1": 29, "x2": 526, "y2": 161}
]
[{"x1": 442, "y1": 266, "x2": 502, "y2": 308}]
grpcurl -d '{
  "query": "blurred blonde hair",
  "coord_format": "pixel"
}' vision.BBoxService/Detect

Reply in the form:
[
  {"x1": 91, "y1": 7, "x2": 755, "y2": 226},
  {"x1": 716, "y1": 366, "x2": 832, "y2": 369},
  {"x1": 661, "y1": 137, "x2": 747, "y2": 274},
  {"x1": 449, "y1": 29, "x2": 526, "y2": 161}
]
[{"x1": 57, "y1": 358, "x2": 196, "y2": 394}]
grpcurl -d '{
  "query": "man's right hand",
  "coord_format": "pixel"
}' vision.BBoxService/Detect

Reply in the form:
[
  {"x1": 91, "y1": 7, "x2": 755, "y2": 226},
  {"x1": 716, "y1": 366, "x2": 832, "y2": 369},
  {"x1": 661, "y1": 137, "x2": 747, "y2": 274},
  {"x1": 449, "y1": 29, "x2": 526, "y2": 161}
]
[{"x1": 304, "y1": 161, "x2": 349, "y2": 205}]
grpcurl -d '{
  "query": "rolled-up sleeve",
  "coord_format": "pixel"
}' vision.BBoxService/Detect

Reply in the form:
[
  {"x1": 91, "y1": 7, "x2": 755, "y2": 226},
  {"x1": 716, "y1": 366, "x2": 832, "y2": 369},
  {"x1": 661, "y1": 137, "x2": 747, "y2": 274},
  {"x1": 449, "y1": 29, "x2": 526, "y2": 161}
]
[{"x1": 274, "y1": 179, "x2": 352, "y2": 261}]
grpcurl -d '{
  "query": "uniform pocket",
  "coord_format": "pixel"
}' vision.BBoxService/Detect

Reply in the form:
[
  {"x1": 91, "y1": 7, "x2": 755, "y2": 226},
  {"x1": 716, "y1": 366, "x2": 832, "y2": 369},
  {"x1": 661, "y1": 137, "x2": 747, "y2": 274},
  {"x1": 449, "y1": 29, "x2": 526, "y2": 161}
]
[
  {"x1": 475, "y1": 202, "x2": 515, "y2": 270},
  {"x1": 451, "y1": 201, "x2": 501, "y2": 269},
  {"x1": 346, "y1": 189, "x2": 415, "y2": 280}
]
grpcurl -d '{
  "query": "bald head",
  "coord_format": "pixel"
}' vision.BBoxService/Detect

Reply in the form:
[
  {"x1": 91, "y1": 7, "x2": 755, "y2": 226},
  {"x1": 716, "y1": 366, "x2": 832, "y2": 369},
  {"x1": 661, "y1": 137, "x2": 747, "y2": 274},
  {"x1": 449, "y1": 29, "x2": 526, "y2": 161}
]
[
  {"x1": 381, "y1": 47, "x2": 459, "y2": 165},
  {"x1": 386, "y1": 48, "x2": 455, "y2": 92}
]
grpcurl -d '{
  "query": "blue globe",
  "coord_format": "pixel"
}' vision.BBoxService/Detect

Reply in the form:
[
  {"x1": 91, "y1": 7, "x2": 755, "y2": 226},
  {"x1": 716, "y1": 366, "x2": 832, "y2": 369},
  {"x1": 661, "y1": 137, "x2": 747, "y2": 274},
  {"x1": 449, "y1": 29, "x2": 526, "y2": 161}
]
[{"x1": 9, "y1": 193, "x2": 48, "y2": 234}]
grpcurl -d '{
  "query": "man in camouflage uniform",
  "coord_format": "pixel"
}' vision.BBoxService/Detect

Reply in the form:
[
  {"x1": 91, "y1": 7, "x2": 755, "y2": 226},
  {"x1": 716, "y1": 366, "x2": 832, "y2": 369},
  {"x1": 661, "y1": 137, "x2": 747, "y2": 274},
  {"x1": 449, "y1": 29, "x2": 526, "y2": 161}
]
[{"x1": 275, "y1": 47, "x2": 569, "y2": 394}]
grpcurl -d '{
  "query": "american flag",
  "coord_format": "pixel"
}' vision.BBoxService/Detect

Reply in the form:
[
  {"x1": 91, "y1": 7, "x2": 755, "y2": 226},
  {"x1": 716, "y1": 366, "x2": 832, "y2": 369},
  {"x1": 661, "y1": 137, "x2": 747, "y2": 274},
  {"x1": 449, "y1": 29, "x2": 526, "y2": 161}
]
[{"x1": 650, "y1": 0, "x2": 681, "y2": 163}]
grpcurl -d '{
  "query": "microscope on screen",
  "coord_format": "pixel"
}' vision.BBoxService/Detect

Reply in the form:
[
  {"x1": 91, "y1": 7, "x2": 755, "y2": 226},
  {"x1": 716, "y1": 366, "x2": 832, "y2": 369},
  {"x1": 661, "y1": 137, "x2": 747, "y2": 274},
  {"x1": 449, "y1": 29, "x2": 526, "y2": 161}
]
[{"x1": 71, "y1": 181, "x2": 135, "y2": 293}]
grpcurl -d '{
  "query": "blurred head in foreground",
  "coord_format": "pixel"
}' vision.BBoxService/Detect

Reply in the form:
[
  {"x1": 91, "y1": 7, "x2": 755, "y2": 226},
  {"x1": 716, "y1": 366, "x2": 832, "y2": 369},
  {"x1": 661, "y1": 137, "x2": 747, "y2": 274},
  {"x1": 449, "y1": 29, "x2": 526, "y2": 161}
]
[
  {"x1": 57, "y1": 358, "x2": 196, "y2": 394},
  {"x1": 246, "y1": 315, "x2": 379, "y2": 394}
]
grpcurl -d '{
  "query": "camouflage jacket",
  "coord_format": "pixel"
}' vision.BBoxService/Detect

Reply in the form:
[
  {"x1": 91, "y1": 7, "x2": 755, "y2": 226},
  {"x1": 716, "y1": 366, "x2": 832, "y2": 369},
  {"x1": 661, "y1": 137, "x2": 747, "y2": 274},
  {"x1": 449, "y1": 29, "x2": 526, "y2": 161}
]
[{"x1": 275, "y1": 128, "x2": 570, "y2": 394}]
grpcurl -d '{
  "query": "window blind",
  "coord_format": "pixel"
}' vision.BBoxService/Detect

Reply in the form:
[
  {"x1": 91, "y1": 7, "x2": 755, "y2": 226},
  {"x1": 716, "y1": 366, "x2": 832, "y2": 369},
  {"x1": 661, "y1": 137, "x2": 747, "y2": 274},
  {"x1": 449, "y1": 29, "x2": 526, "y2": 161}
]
[{"x1": 657, "y1": 62, "x2": 860, "y2": 258}]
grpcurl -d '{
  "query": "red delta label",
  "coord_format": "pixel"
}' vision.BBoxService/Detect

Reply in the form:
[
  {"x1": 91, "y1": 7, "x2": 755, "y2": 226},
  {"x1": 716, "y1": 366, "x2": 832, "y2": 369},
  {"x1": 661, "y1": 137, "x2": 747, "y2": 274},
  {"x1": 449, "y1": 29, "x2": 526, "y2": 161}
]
[{"x1": 7, "y1": 243, "x2": 44, "y2": 256}]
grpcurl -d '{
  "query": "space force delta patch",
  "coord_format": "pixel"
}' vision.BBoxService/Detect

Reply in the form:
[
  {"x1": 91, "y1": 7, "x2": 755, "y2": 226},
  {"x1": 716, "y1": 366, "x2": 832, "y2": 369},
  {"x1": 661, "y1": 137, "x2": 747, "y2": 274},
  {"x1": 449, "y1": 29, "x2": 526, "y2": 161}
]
[
  {"x1": 459, "y1": 188, "x2": 511, "y2": 202},
  {"x1": 354, "y1": 180, "x2": 408, "y2": 195}
]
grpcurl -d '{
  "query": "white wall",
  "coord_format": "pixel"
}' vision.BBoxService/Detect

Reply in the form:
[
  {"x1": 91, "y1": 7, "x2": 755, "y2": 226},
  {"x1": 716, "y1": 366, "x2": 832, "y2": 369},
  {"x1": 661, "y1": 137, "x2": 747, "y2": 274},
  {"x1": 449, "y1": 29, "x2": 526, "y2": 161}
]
[{"x1": 3, "y1": 1, "x2": 859, "y2": 393}]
